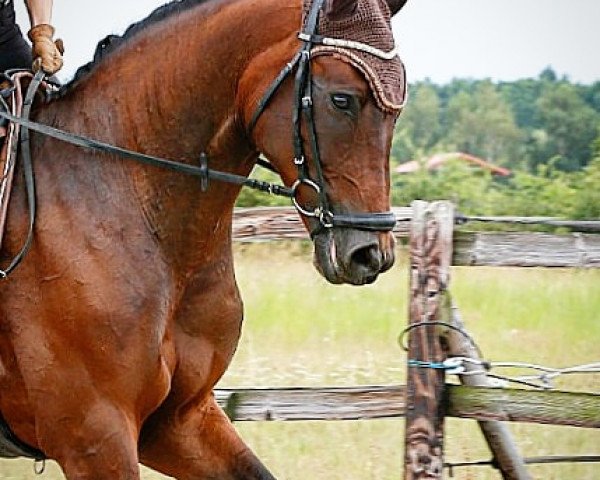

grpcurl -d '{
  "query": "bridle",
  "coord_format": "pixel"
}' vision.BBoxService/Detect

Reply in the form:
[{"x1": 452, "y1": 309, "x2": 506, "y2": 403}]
[
  {"x1": 0, "y1": 0, "x2": 401, "y2": 277},
  {"x1": 248, "y1": 0, "x2": 399, "y2": 237}
]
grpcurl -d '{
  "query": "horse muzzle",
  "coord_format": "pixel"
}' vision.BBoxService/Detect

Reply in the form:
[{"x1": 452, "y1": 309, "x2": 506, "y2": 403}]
[{"x1": 312, "y1": 228, "x2": 395, "y2": 286}]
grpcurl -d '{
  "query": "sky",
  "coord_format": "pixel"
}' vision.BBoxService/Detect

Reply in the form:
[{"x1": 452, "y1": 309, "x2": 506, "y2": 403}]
[{"x1": 14, "y1": 0, "x2": 600, "y2": 84}]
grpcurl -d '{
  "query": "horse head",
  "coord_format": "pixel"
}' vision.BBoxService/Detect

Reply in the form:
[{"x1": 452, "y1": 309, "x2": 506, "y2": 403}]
[{"x1": 241, "y1": 0, "x2": 407, "y2": 285}]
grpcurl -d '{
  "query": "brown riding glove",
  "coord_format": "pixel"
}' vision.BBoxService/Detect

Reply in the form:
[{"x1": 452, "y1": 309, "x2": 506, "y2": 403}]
[{"x1": 27, "y1": 24, "x2": 64, "y2": 75}]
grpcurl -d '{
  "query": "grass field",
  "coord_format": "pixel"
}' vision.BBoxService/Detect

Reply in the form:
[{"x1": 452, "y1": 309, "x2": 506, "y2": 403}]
[{"x1": 1, "y1": 242, "x2": 599, "y2": 479}]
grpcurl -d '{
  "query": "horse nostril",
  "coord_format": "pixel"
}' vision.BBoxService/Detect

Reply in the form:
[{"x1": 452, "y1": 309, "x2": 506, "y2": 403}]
[{"x1": 350, "y1": 244, "x2": 382, "y2": 271}]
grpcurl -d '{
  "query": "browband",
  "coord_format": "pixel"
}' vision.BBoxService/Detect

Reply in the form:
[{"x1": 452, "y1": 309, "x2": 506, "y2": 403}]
[{"x1": 297, "y1": 33, "x2": 398, "y2": 60}]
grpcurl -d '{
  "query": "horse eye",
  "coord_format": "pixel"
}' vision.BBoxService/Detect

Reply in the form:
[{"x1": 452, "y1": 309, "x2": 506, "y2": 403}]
[{"x1": 331, "y1": 93, "x2": 353, "y2": 111}]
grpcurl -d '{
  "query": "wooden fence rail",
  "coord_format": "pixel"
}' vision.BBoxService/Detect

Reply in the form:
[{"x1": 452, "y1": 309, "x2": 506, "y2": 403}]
[
  {"x1": 214, "y1": 385, "x2": 600, "y2": 428},
  {"x1": 232, "y1": 207, "x2": 600, "y2": 268}
]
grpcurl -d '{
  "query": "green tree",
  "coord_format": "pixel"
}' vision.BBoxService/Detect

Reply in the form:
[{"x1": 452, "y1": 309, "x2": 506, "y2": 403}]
[
  {"x1": 539, "y1": 66, "x2": 558, "y2": 83},
  {"x1": 500, "y1": 78, "x2": 544, "y2": 130},
  {"x1": 580, "y1": 81, "x2": 600, "y2": 112},
  {"x1": 445, "y1": 82, "x2": 522, "y2": 165},
  {"x1": 571, "y1": 151, "x2": 600, "y2": 219},
  {"x1": 391, "y1": 82, "x2": 441, "y2": 163},
  {"x1": 532, "y1": 83, "x2": 599, "y2": 170}
]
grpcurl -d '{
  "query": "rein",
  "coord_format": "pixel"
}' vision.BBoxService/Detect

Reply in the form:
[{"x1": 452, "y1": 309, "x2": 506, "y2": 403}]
[
  {"x1": 0, "y1": 79, "x2": 293, "y2": 199},
  {"x1": 0, "y1": 77, "x2": 294, "y2": 278},
  {"x1": 0, "y1": 110, "x2": 295, "y2": 197}
]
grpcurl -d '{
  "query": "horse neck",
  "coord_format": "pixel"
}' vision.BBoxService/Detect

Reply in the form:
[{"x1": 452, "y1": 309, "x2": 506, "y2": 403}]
[{"x1": 42, "y1": 0, "x2": 299, "y2": 275}]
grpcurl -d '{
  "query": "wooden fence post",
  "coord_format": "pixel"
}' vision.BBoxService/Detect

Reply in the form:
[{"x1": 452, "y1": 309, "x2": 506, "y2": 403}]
[
  {"x1": 441, "y1": 298, "x2": 532, "y2": 480},
  {"x1": 404, "y1": 201, "x2": 454, "y2": 479}
]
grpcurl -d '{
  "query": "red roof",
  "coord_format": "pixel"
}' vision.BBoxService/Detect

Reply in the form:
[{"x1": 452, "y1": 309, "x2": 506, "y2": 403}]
[{"x1": 395, "y1": 152, "x2": 512, "y2": 176}]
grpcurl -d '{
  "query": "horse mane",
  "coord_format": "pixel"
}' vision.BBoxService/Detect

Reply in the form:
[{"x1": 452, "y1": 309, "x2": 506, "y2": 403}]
[{"x1": 57, "y1": 0, "x2": 215, "y2": 96}]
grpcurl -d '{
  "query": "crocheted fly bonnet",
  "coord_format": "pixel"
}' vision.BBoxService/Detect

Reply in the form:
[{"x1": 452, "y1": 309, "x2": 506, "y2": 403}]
[{"x1": 303, "y1": 0, "x2": 407, "y2": 114}]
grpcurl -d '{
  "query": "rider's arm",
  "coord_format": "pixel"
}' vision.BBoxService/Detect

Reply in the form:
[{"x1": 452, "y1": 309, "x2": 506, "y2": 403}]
[
  {"x1": 24, "y1": 0, "x2": 64, "y2": 74},
  {"x1": 25, "y1": 0, "x2": 52, "y2": 26}
]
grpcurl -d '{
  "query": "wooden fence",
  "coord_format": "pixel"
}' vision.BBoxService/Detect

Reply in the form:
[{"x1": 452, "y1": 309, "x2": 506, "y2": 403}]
[
  {"x1": 215, "y1": 385, "x2": 600, "y2": 427},
  {"x1": 216, "y1": 204, "x2": 600, "y2": 480},
  {"x1": 233, "y1": 207, "x2": 600, "y2": 268}
]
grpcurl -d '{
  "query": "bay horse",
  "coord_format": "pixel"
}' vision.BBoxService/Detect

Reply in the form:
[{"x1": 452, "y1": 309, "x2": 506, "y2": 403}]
[{"x1": 0, "y1": 0, "x2": 407, "y2": 478}]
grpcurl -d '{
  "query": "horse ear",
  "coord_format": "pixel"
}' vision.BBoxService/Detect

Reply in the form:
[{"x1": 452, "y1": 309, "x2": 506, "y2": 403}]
[
  {"x1": 323, "y1": 0, "x2": 358, "y2": 21},
  {"x1": 386, "y1": 0, "x2": 408, "y2": 16}
]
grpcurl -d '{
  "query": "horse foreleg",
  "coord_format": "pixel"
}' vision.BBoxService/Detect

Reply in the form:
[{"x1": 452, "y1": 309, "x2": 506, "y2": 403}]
[
  {"x1": 38, "y1": 401, "x2": 141, "y2": 480},
  {"x1": 139, "y1": 395, "x2": 276, "y2": 480}
]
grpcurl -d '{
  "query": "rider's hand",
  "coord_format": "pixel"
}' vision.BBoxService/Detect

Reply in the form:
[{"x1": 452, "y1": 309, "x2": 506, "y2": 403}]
[{"x1": 27, "y1": 24, "x2": 64, "y2": 75}]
